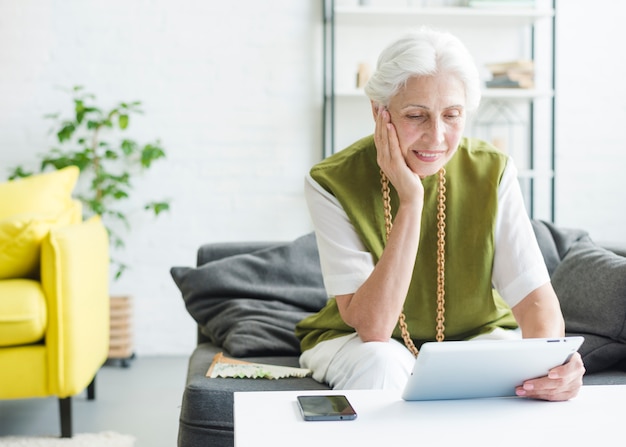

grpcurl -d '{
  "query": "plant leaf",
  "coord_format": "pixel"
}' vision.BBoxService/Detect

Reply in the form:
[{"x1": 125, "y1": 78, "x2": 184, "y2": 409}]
[
  {"x1": 7, "y1": 166, "x2": 33, "y2": 180},
  {"x1": 145, "y1": 201, "x2": 170, "y2": 216},
  {"x1": 118, "y1": 114, "x2": 129, "y2": 129},
  {"x1": 121, "y1": 139, "x2": 138, "y2": 156},
  {"x1": 140, "y1": 142, "x2": 166, "y2": 168},
  {"x1": 57, "y1": 122, "x2": 76, "y2": 142},
  {"x1": 75, "y1": 99, "x2": 85, "y2": 124}
]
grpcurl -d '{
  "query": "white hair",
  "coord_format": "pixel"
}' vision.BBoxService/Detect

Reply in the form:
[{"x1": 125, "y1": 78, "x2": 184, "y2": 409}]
[{"x1": 364, "y1": 28, "x2": 482, "y2": 112}]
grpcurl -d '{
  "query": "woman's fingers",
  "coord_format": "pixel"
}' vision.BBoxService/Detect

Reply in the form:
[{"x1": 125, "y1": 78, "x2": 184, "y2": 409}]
[
  {"x1": 374, "y1": 107, "x2": 423, "y2": 200},
  {"x1": 375, "y1": 108, "x2": 402, "y2": 171},
  {"x1": 375, "y1": 106, "x2": 390, "y2": 168},
  {"x1": 515, "y1": 352, "x2": 585, "y2": 401}
]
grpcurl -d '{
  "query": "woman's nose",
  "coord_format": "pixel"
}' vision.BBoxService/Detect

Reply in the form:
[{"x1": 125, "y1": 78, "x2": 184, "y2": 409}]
[{"x1": 425, "y1": 118, "x2": 445, "y2": 146}]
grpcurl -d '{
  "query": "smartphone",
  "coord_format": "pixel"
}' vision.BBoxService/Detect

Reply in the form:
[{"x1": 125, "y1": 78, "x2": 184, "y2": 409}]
[{"x1": 296, "y1": 395, "x2": 357, "y2": 421}]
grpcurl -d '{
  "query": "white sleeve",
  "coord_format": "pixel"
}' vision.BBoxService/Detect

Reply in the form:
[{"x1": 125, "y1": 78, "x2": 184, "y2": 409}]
[
  {"x1": 304, "y1": 173, "x2": 375, "y2": 296},
  {"x1": 492, "y1": 159, "x2": 551, "y2": 308}
]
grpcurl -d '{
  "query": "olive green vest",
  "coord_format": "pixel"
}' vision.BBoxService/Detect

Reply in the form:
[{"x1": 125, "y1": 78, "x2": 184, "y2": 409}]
[{"x1": 296, "y1": 136, "x2": 518, "y2": 352}]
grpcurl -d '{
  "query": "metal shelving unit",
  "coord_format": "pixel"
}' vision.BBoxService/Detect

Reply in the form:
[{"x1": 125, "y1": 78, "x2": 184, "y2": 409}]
[{"x1": 322, "y1": 0, "x2": 556, "y2": 220}]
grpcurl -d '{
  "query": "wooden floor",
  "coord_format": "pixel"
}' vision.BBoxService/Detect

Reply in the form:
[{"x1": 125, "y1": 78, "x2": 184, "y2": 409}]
[{"x1": 0, "y1": 355, "x2": 189, "y2": 447}]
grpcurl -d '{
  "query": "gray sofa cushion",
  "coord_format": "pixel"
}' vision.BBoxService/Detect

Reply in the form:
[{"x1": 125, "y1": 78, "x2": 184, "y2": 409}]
[
  {"x1": 170, "y1": 233, "x2": 327, "y2": 357},
  {"x1": 532, "y1": 220, "x2": 626, "y2": 373},
  {"x1": 551, "y1": 235, "x2": 626, "y2": 373},
  {"x1": 531, "y1": 220, "x2": 587, "y2": 276}
]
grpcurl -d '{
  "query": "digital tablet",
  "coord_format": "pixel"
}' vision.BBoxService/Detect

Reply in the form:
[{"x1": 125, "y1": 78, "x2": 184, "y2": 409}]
[{"x1": 401, "y1": 336, "x2": 584, "y2": 401}]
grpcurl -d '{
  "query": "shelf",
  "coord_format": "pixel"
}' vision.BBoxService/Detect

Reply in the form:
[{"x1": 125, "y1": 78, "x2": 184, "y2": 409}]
[
  {"x1": 333, "y1": 87, "x2": 554, "y2": 100},
  {"x1": 517, "y1": 169, "x2": 554, "y2": 180},
  {"x1": 482, "y1": 88, "x2": 554, "y2": 100},
  {"x1": 334, "y1": 6, "x2": 555, "y2": 28}
]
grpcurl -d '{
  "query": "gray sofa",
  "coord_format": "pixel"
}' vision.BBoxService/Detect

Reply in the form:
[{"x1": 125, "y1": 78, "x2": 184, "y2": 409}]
[{"x1": 171, "y1": 220, "x2": 626, "y2": 447}]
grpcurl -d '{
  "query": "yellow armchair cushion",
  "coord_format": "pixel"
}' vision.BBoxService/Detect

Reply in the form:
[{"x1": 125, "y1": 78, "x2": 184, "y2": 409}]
[
  {"x1": 0, "y1": 166, "x2": 79, "y2": 220},
  {"x1": 0, "y1": 279, "x2": 47, "y2": 347},
  {"x1": 0, "y1": 207, "x2": 77, "y2": 280}
]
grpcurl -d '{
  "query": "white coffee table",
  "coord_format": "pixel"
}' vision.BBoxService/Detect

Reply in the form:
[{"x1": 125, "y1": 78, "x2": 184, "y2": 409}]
[{"x1": 234, "y1": 385, "x2": 624, "y2": 446}]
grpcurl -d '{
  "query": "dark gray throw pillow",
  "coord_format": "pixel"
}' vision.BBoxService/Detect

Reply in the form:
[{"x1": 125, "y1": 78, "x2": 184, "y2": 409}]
[
  {"x1": 531, "y1": 219, "x2": 587, "y2": 276},
  {"x1": 551, "y1": 235, "x2": 626, "y2": 373},
  {"x1": 170, "y1": 233, "x2": 327, "y2": 357}
]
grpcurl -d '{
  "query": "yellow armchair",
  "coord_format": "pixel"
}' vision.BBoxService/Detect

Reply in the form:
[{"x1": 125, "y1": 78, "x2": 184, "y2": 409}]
[{"x1": 0, "y1": 167, "x2": 110, "y2": 437}]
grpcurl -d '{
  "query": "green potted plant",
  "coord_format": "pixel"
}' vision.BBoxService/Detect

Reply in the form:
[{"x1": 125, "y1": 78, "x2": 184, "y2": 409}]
[{"x1": 9, "y1": 85, "x2": 170, "y2": 280}]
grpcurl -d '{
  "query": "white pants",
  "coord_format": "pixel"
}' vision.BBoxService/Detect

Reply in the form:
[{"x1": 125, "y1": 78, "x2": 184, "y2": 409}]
[{"x1": 299, "y1": 328, "x2": 521, "y2": 390}]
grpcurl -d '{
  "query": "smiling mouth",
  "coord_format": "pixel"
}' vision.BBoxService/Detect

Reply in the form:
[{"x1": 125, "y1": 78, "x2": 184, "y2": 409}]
[{"x1": 414, "y1": 151, "x2": 444, "y2": 161}]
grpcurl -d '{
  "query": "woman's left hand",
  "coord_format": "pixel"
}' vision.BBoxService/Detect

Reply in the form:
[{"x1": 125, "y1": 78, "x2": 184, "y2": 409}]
[{"x1": 515, "y1": 352, "x2": 585, "y2": 401}]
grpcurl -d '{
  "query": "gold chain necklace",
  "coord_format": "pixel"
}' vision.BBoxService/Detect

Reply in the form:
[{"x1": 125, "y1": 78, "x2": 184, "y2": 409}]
[{"x1": 380, "y1": 167, "x2": 447, "y2": 357}]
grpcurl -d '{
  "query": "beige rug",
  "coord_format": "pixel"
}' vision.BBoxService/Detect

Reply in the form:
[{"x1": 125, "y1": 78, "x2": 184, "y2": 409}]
[{"x1": 0, "y1": 432, "x2": 134, "y2": 447}]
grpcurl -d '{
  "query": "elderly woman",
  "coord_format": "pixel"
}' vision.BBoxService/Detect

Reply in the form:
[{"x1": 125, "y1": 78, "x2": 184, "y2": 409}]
[{"x1": 295, "y1": 28, "x2": 585, "y2": 401}]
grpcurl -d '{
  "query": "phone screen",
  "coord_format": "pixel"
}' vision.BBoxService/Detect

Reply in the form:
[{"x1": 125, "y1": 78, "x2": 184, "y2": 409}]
[{"x1": 297, "y1": 395, "x2": 357, "y2": 421}]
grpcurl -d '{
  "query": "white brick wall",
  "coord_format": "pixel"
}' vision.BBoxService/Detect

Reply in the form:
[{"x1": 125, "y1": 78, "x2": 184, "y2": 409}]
[
  {"x1": 1, "y1": 0, "x2": 624, "y2": 355},
  {"x1": 0, "y1": 0, "x2": 323, "y2": 355}
]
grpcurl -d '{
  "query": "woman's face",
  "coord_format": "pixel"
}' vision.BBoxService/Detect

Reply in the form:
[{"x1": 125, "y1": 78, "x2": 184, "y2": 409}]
[{"x1": 386, "y1": 74, "x2": 466, "y2": 179}]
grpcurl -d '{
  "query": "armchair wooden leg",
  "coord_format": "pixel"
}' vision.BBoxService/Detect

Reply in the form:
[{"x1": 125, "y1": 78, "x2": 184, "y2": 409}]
[
  {"x1": 87, "y1": 375, "x2": 96, "y2": 400},
  {"x1": 59, "y1": 397, "x2": 72, "y2": 438},
  {"x1": 58, "y1": 377, "x2": 96, "y2": 438}
]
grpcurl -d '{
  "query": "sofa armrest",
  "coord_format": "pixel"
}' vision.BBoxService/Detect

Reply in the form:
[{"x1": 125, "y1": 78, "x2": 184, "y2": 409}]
[{"x1": 40, "y1": 216, "x2": 110, "y2": 396}]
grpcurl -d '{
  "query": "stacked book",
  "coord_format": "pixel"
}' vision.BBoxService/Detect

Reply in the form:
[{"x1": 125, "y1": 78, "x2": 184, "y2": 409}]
[{"x1": 485, "y1": 59, "x2": 534, "y2": 89}]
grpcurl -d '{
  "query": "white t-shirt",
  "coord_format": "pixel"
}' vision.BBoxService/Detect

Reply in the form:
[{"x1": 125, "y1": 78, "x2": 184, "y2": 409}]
[{"x1": 305, "y1": 157, "x2": 550, "y2": 309}]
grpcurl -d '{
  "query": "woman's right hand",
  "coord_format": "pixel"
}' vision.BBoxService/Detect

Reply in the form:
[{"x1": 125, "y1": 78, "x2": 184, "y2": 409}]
[{"x1": 374, "y1": 106, "x2": 424, "y2": 207}]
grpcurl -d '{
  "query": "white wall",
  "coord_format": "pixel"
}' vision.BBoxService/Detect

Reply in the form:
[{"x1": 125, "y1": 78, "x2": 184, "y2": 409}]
[
  {"x1": 554, "y1": 0, "x2": 626, "y2": 242},
  {"x1": 0, "y1": 0, "x2": 322, "y2": 355},
  {"x1": 0, "y1": 0, "x2": 624, "y2": 355}
]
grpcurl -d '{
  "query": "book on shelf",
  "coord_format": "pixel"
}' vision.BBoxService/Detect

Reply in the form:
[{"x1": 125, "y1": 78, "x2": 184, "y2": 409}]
[
  {"x1": 493, "y1": 69, "x2": 534, "y2": 82},
  {"x1": 485, "y1": 59, "x2": 534, "y2": 75},
  {"x1": 486, "y1": 74, "x2": 534, "y2": 89},
  {"x1": 485, "y1": 59, "x2": 534, "y2": 89},
  {"x1": 206, "y1": 352, "x2": 312, "y2": 379}
]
